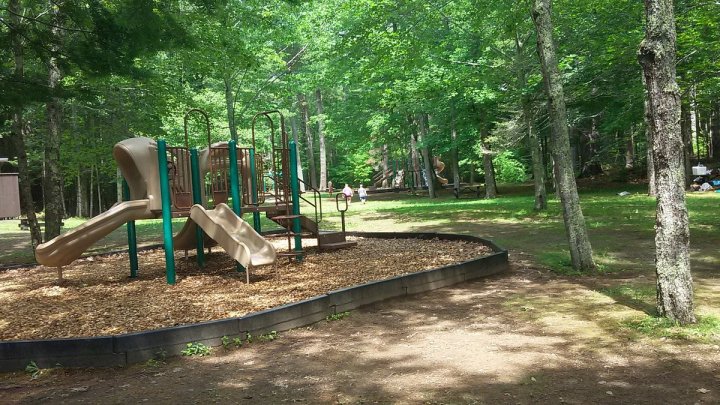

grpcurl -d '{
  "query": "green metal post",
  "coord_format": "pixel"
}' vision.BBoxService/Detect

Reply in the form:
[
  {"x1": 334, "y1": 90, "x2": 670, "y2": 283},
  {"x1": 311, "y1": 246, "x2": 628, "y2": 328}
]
[
  {"x1": 228, "y1": 140, "x2": 242, "y2": 215},
  {"x1": 122, "y1": 179, "x2": 139, "y2": 278},
  {"x1": 228, "y1": 140, "x2": 245, "y2": 273},
  {"x1": 289, "y1": 140, "x2": 303, "y2": 261},
  {"x1": 157, "y1": 140, "x2": 176, "y2": 284},
  {"x1": 249, "y1": 148, "x2": 261, "y2": 232},
  {"x1": 190, "y1": 148, "x2": 205, "y2": 268}
]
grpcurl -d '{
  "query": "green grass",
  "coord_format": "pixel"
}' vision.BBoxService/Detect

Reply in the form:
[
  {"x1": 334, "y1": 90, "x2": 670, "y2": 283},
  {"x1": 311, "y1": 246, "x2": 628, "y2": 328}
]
[
  {"x1": 623, "y1": 315, "x2": 720, "y2": 342},
  {"x1": 598, "y1": 284, "x2": 656, "y2": 304},
  {"x1": 2, "y1": 182, "x2": 718, "y2": 274},
  {"x1": 537, "y1": 252, "x2": 581, "y2": 275}
]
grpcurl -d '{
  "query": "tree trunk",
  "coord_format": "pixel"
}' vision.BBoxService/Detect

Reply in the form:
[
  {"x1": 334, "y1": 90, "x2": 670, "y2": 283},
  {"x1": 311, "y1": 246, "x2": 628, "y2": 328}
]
[
  {"x1": 116, "y1": 167, "x2": 122, "y2": 204},
  {"x1": 681, "y1": 100, "x2": 693, "y2": 185},
  {"x1": 581, "y1": 118, "x2": 603, "y2": 177},
  {"x1": 418, "y1": 114, "x2": 436, "y2": 198},
  {"x1": 77, "y1": 171, "x2": 82, "y2": 217},
  {"x1": 690, "y1": 86, "x2": 699, "y2": 160},
  {"x1": 290, "y1": 117, "x2": 306, "y2": 192},
  {"x1": 44, "y1": 1, "x2": 64, "y2": 241},
  {"x1": 450, "y1": 109, "x2": 461, "y2": 193},
  {"x1": 96, "y1": 165, "x2": 103, "y2": 214},
  {"x1": 529, "y1": 113, "x2": 547, "y2": 210},
  {"x1": 702, "y1": 111, "x2": 710, "y2": 160},
  {"x1": 532, "y1": 0, "x2": 596, "y2": 272},
  {"x1": 516, "y1": 33, "x2": 547, "y2": 210},
  {"x1": 315, "y1": 89, "x2": 327, "y2": 191},
  {"x1": 409, "y1": 118, "x2": 421, "y2": 189},
  {"x1": 297, "y1": 93, "x2": 317, "y2": 189},
  {"x1": 625, "y1": 131, "x2": 635, "y2": 169},
  {"x1": 638, "y1": 0, "x2": 695, "y2": 325},
  {"x1": 89, "y1": 165, "x2": 94, "y2": 217},
  {"x1": 480, "y1": 128, "x2": 497, "y2": 199},
  {"x1": 224, "y1": 75, "x2": 238, "y2": 142},
  {"x1": 711, "y1": 101, "x2": 720, "y2": 159},
  {"x1": 381, "y1": 144, "x2": 390, "y2": 189},
  {"x1": 8, "y1": 0, "x2": 42, "y2": 248},
  {"x1": 644, "y1": 91, "x2": 658, "y2": 196}
]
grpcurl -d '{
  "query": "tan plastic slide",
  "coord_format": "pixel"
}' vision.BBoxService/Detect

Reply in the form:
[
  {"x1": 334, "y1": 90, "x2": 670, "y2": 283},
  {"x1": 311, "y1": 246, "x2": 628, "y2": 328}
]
[
  {"x1": 173, "y1": 218, "x2": 218, "y2": 251},
  {"x1": 35, "y1": 199, "x2": 154, "y2": 267},
  {"x1": 433, "y1": 156, "x2": 449, "y2": 185},
  {"x1": 189, "y1": 203, "x2": 276, "y2": 271}
]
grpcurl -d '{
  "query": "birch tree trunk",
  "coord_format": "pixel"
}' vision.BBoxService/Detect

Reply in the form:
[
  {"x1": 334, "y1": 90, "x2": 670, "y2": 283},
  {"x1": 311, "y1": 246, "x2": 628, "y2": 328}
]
[
  {"x1": 638, "y1": 0, "x2": 695, "y2": 324},
  {"x1": 290, "y1": 117, "x2": 306, "y2": 192},
  {"x1": 711, "y1": 102, "x2": 720, "y2": 159},
  {"x1": 409, "y1": 118, "x2": 421, "y2": 189},
  {"x1": 44, "y1": 0, "x2": 64, "y2": 240},
  {"x1": 315, "y1": 89, "x2": 327, "y2": 191},
  {"x1": 77, "y1": 171, "x2": 82, "y2": 217},
  {"x1": 89, "y1": 165, "x2": 94, "y2": 217},
  {"x1": 116, "y1": 167, "x2": 122, "y2": 204},
  {"x1": 418, "y1": 114, "x2": 436, "y2": 198},
  {"x1": 8, "y1": 0, "x2": 42, "y2": 248},
  {"x1": 297, "y1": 94, "x2": 317, "y2": 189},
  {"x1": 381, "y1": 144, "x2": 390, "y2": 189},
  {"x1": 691, "y1": 88, "x2": 700, "y2": 159},
  {"x1": 532, "y1": 0, "x2": 596, "y2": 272}
]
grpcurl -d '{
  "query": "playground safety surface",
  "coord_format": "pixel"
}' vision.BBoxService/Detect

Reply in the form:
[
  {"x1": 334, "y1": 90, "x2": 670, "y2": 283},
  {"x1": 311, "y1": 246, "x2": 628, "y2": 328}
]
[{"x1": 0, "y1": 236, "x2": 492, "y2": 341}]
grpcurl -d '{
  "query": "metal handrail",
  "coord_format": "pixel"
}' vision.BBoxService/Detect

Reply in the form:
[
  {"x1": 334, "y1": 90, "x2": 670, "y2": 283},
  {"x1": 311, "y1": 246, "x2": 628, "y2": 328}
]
[
  {"x1": 297, "y1": 177, "x2": 322, "y2": 224},
  {"x1": 335, "y1": 192, "x2": 349, "y2": 234}
]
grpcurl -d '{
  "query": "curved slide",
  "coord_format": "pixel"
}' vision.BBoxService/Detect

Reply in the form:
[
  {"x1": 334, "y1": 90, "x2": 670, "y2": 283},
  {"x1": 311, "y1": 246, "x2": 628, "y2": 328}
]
[
  {"x1": 189, "y1": 203, "x2": 276, "y2": 270},
  {"x1": 173, "y1": 218, "x2": 218, "y2": 251},
  {"x1": 36, "y1": 199, "x2": 154, "y2": 267},
  {"x1": 434, "y1": 157, "x2": 449, "y2": 185}
]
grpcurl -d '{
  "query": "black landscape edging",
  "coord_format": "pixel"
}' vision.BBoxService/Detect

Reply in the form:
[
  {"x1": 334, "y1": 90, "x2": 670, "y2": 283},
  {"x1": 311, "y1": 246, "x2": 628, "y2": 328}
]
[{"x1": 0, "y1": 232, "x2": 508, "y2": 372}]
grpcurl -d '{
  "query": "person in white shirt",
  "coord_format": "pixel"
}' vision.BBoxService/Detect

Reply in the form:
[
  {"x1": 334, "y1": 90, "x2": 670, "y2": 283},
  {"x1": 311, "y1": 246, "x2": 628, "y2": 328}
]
[{"x1": 358, "y1": 185, "x2": 368, "y2": 204}]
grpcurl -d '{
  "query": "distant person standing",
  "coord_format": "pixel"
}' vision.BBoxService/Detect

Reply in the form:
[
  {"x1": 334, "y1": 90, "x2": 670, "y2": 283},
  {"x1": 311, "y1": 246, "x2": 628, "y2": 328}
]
[
  {"x1": 328, "y1": 180, "x2": 334, "y2": 194},
  {"x1": 342, "y1": 183, "x2": 353, "y2": 203},
  {"x1": 358, "y1": 184, "x2": 368, "y2": 204}
]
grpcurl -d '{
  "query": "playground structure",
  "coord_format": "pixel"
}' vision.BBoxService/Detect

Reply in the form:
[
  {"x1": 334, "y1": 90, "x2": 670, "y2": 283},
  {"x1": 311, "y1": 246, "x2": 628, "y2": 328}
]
[
  {"x1": 35, "y1": 109, "x2": 355, "y2": 284},
  {"x1": 370, "y1": 154, "x2": 484, "y2": 199},
  {"x1": 371, "y1": 155, "x2": 449, "y2": 190}
]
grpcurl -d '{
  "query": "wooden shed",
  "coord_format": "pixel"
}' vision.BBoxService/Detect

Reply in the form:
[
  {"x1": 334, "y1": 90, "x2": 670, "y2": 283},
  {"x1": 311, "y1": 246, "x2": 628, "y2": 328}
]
[{"x1": 0, "y1": 173, "x2": 21, "y2": 219}]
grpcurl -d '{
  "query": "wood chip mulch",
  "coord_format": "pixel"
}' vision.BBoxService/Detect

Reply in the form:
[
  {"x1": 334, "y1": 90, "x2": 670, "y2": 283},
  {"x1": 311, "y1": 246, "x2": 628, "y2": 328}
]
[{"x1": 0, "y1": 237, "x2": 492, "y2": 341}]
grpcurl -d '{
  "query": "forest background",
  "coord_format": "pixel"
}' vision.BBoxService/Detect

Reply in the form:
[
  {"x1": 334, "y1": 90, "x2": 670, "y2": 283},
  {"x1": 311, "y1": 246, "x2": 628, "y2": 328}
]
[{"x1": 0, "y1": 0, "x2": 718, "y2": 240}]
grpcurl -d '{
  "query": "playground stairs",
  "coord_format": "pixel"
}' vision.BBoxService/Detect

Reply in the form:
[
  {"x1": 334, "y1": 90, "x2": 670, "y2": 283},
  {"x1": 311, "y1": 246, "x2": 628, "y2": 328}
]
[{"x1": 266, "y1": 207, "x2": 356, "y2": 251}]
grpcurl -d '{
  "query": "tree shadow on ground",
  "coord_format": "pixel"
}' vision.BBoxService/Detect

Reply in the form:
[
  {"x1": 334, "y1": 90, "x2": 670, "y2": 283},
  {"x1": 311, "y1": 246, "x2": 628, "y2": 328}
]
[{"x1": 5, "y1": 268, "x2": 719, "y2": 404}]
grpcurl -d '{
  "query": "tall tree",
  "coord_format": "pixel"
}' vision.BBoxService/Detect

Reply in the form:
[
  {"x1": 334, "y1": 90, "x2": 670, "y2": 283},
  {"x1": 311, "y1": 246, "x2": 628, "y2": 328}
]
[
  {"x1": 297, "y1": 93, "x2": 317, "y2": 188},
  {"x1": 532, "y1": 0, "x2": 596, "y2": 272},
  {"x1": 418, "y1": 113, "x2": 436, "y2": 198},
  {"x1": 515, "y1": 30, "x2": 547, "y2": 210},
  {"x1": 7, "y1": 0, "x2": 42, "y2": 248},
  {"x1": 315, "y1": 89, "x2": 328, "y2": 191},
  {"x1": 43, "y1": 0, "x2": 65, "y2": 240},
  {"x1": 480, "y1": 127, "x2": 497, "y2": 199},
  {"x1": 638, "y1": 0, "x2": 695, "y2": 324}
]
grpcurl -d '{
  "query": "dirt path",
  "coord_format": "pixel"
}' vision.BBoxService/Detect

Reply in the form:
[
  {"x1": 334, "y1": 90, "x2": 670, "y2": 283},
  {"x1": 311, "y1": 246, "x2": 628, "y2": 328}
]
[{"x1": 2, "y1": 258, "x2": 718, "y2": 404}]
